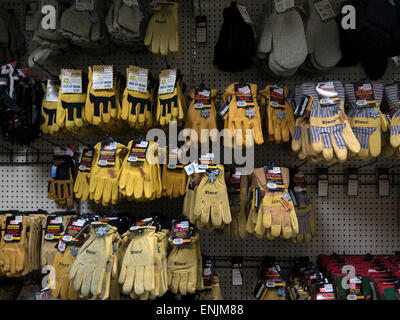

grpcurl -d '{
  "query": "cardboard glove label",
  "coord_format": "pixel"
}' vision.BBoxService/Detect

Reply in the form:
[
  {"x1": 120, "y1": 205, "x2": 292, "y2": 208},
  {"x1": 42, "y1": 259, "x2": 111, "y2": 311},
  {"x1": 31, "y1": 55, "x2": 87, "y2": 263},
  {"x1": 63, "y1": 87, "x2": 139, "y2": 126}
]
[
  {"x1": 4, "y1": 216, "x2": 23, "y2": 242},
  {"x1": 44, "y1": 215, "x2": 64, "y2": 241},
  {"x1": 98, "y1": 142, "x2": 118, "y2": 167}
]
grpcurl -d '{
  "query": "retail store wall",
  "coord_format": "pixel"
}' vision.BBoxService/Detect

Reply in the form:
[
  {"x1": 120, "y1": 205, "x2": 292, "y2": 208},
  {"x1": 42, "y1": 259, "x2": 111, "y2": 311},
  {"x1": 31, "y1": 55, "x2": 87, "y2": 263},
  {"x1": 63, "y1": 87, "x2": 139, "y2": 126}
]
[{"x1": 0, "y1": 0, "x2": 399, "y2": 299}]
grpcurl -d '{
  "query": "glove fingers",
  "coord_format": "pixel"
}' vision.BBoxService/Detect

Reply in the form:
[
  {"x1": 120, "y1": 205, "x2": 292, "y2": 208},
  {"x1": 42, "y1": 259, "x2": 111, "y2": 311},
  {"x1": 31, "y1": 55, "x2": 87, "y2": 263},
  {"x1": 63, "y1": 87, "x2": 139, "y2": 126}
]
[{"x1": 170, "y1": 272, "x2": 180, "y2": 294}]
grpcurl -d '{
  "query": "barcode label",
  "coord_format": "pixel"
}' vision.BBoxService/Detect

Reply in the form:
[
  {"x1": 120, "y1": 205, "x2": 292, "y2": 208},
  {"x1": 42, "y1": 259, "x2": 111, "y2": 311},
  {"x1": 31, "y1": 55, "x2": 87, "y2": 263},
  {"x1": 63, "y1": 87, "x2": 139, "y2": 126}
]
[{"x1": 158, "y1": 69, "x2": 177, "y2": 95}]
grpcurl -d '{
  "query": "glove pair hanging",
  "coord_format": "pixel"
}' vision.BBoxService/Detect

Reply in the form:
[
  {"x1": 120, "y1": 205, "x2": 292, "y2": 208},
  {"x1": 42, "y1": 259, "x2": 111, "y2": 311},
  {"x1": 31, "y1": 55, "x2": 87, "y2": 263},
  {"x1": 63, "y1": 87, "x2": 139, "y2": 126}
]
[
  {"x1": 222, "y1": 82, "x2": 264, "y2": 149},
  {"x1": 121, "y1": 66, "x2": 155, "y2": 131},
  {"x1": 119, "y1": 140, "x2": 162, "y2": 201},
  {"x1": 144, "y1": 2, "x2": 179, "y2": 57},
  {"x1": 183, "y1": 88, "x2": 219, "y2": 145},
  {"x1": 155, "y1": 68, "x2": 186, "y2": 128},
  {"x1": 0, "y1": 214, "x2": 43, "y2": 277},
  {"x1": 183, "y1": 165, "x2": 231, "y2": 232},
  {"x1": 48, "y1": 154, "x2": 75, "y2": 207},
  {"x1": 292, "y1": 81, "x2": 361, "y2": 164},
  {"x1": 258, "y1": 84, "x2": 295, "y2": 144},
  {"x1": 345, "y1": 82, "x2": 388, "y2": 161},
  {"x1": 245, "y1": 166, "x2": 299, "y2": 240},
  {"x1": 221, "y1": 169, "x2": 249, "y2": 240},
  {"x1": 69, "y1": 223, "x2": 120, "y2": 300},
  {"x1": 118, "y1": 226, "x2": 169, "y2": 300},
  {"x1": 85, "y1": 65, "x2": 124, "y2": 133}
]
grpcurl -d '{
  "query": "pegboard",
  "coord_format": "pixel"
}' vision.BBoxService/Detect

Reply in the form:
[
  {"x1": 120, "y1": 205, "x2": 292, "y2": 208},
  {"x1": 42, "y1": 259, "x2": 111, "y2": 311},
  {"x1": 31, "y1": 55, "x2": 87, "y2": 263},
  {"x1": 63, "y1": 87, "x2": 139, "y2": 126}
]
[{"x1": 0, "y1": 0, "x2": 399, "y2": 300}]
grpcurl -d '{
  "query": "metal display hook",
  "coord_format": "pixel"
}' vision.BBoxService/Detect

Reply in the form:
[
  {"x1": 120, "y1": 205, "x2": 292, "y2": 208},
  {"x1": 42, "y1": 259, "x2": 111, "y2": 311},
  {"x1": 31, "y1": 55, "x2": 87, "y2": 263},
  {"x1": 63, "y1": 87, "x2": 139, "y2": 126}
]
[
  {"x1": 38, "y1": 135, "x2": 67, "y2": 151},
  {"x1": 357, "y1": 158, "x2": 378, "y2": 170},
  {"x1": 31, "y1": 57, "x2": 58, "y2": 80},
  {"x1": 70, "y1": 134, "x2": 93, "y2": 150}
]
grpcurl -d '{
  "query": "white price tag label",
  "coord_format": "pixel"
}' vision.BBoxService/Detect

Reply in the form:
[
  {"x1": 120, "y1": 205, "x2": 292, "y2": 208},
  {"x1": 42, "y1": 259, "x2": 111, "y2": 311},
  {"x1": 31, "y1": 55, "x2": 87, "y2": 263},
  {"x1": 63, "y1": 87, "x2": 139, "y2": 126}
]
[
  {"x1": 173, "y1": 238, "x2": 183, "y2": 245},
  {"x1": 178, "y1": 221, "x2": 189, "y2": 228},
  {"x1": 203, "y1": 267, "x2": 212, "y2": 276},
  {"x1": 15, "y1": 216, "x2": 23, "y2": 223},
  {"x1": 195, "y1": 103, "x2": 204, "y2": 109},
  {"x1": 46, "y1": 80, "x2": 59, "y2": 102},
  {"x1": 379, "y1": 179, "x2": 389, "y2": 196},
  {"x1": 267, "y1": 182, "x2": 277, "y2": 190},
  {"x1": 58, "y1": 240, "x2": 66, "y2": 252},
  {"x1": 74, "y1": 219, "x2": 86, "y2": 227},
  {"x1": 324, "y1": 284, "x2": 334, "y2": 292},
  {"x1": 347, "y1": 294, "x2": 357, "y2": 301},
  {"x1": 237, "y1": 100, "x2": 247, "y2": 107},
  {"x1": 184, "y1": 163, "x2": 196, "y2": 176},
  {"x1": 237, "y1": 5, "x2": 252, "y2": 24},
  {"x1": 4, "y1": 234, "x2": 13, "y2": 241},
  {"x1": 232, "y1": 268, "x2": 243, "y2": 286},
  {"x1": 314, "y1": 0, "x2": 336, "y2": 22},
  {"x1": 266, "y1": 281, "x2": 276, "y2": 288},
  {"x1": 98, "y1": 159, "x2": 108, "y2": 167},
  {"x1": 45, "y1": 233, "x2": 54, "y2": 241},
  {"x1": 62, "y1": 235, "x2": 73, "y2": 242},
  {"x1": 127, "y1": 67, "x2": 148, "y2": 93},
  {"x1": 318, "y1": 180, "x2": 328, "y2": 197},
  {"x1": 348, "y1": 179, "x2": 359, "y2": 196},
  {"x1": 272, "y1": 167, "x2": 281, "y2": 174},
  {"x1": 51, "y1": 216, "x2": 63, "y2": 224},
  {"x1": 274, "y1": 0, "x2": 295, "y2": 13},
  {"x1": 75, "y1": 0, "x2": 94, "y2": 11},
  {"x1": 61, "y1": 69, "x2": 82, "y2": 94},
  {"x1": 158, "y1": 69, "x2": 177, "y2": 94},
  {"x1": 130, "y1": 226, "x2": 140, "y2": 231},
  {"x1": 92, "y1": 66, "x2": 114, "y2": 90}
]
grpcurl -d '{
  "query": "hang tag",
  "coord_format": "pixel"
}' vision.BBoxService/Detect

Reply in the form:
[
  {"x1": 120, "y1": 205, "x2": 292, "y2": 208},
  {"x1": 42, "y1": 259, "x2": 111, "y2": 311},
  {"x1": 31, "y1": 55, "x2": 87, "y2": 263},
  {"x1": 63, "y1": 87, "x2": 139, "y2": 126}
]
[
  {"x1": 196, "y1": 16, "x2": 207, "y2": 43},
  {"x1": 127, "y1": 66, "x2": 148, "y2": 93},
  {"x1": 270, "y1": 86, "x2": 286, "y2": 109},
  {"x1": 44, "y1": 215, "x2": 64, "y2": 241},
  {"x1": 50, "y1": 165, "x2": 57, "y2": 178},
  {"x1": 78, "y1": 149, "x2": 93, "y2": 173},
  {"x1": 168, "y1": 147, "x2": 184, "y2": 170},
  {"x1": 128, "y1": 140, "x2": 149, "y2": 163},
  {"x1": 295, "y1": 95, "x2": 313, "y2": 118},
  {"x1": 354, "y1": 82, "x2": 376, "y2": 108},
  {"x1": 171, "y1": 218, "x2": 192, "y2": 246},
  {"x1": 63, "y1": 218, "x2": 87, "y2": 243},
  {"x1": 235, "y1": 84, "x2": 254, "y2": 108},
  {"x1": 318, "y1": 169, "x2": 328, "y2": 197},
  {"x1": 378, "y1": 168, "x2": 389, "y2": 197},
  {"x1": 158, "y1": 69, "x2": 177, "y2": 95},
  {"x1": 265, "y1": 166, "x2": 284, "y2": 191},
  {"x1": 218, "y1": 101, "x2": 230, "y2": 119},
  {"x1": 123, "y1": 0, "x2": 139, "y2": 6},
  {"x1": 4, "y1": 216, "x2": 23, "y2": 242},
  {"x1": 184, "y1": 163, "x2": 196, "y2": 176},
  {"x1": 57, "y1": 239, "x2": 66, "y2": 253},
  {"x1": 274, "y1": 0, "x2": 295, "y2": 13},
  {"x1": 46, "y1": 80, "x2": 59, "y2": 102},
  {"x1": 232, "y1": 258, "x2": 243, "y2": 286},
  {"x1": 98, "y1": 142, "x2": 117, "y2": 167},
  {"x1": 237, "y1": 4, "x2": 252, "y2": 24},
  {"x1": 92, "y1": 65, "x2": 114, "y2": 90},
  {"x1": 316, "y1": 82, "x2": 340, "y2": 108},
  {"x1": 347, "y1": 169, "x2": 359, "y2": 196},
  {"x1": 194, "y1": 88, "x2": 212, "y2": 109},
  {"x1": 314, "y1": 0, "x2": 336, "y2": 22},
  {"x1": 61, "y1": 69, "x2": 82, "y2": 94},
  {"x1": 75, "y1": 0, "x2": 95, "y2": 11}
]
